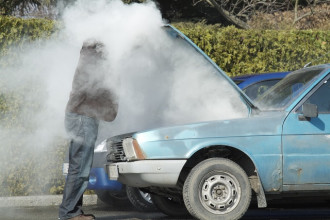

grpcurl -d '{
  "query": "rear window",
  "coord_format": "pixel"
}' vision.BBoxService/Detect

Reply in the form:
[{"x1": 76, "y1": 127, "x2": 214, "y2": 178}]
[{"x1": 243, "y1": 79, "x2": 281, "y2": 100}]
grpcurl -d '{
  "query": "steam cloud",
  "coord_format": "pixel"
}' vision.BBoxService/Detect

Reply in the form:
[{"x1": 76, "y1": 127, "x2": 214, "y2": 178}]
[{"x1": 0, "y1": 0, "x2": 247, "y2": 196}]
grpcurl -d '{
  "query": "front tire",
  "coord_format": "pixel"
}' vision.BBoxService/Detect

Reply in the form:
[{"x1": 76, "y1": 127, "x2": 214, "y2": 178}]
[
  {"x1": 126, "y1": 186, "x2": 156, "y2": 211},
  {"x1": 183, "y1": 158, "x2": 251, "y2": 220}
]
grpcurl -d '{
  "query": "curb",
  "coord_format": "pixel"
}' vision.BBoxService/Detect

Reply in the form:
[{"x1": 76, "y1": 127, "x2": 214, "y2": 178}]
[{"x1": 0, "y1": 195, "x2": 97, "y2": 207}]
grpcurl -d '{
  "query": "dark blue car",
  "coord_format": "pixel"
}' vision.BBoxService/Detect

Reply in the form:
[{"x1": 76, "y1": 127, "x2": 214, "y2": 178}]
[{"x1": 232, "y1": 71, "x2": 290, "y2": 100}]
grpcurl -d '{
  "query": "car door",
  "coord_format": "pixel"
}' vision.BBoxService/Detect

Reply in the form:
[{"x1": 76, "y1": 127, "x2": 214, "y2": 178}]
[{"x1": 282, "y1": 75, "x2": 330, "y2": 190}]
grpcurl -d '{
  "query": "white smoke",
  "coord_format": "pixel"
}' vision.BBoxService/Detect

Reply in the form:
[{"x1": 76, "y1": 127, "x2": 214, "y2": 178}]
[
  {"x1": 0, "y1": 0, "x2": 247, "y2": 195},
  {"x1": 55, "y1": 0, "x2": 247, "y2": 140}
]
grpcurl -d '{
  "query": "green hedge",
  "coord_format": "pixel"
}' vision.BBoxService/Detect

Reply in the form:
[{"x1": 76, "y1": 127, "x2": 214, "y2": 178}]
[
  {"x1": 174, "y1": 22, "x2": 330, "y2": 76},
  {"x1": 0, "y1": 16, "x2": 56, "y2": 49},
  {"x1": 0, "y1": 80, "x2": 67, "y2": 196},
  {"x1": 0, "y1": 18, "x2": 329, "y2": 196},
  {"x1": 0, "y1": 16, "x2": 65, "y2": 196},
  {"x1": 0, "y1": 16, "x2": 56, "y2": 130},
  {"x1": 0, "y1": 16, "x2": 56, "y2": 66},
  {"x1": 1, "y1": 17, "x2": 328, "y2": 75}
]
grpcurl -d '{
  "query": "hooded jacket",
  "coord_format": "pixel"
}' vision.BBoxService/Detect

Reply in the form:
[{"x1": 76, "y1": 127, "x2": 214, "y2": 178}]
[{"x1": 66, "y1": 40, "x2": 118, "y2": 122}]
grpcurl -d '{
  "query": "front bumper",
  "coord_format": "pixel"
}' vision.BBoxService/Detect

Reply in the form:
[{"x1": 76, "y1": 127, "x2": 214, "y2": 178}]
[{"x1": 107, "y1": 160, "x2": 186, "y2": 187}]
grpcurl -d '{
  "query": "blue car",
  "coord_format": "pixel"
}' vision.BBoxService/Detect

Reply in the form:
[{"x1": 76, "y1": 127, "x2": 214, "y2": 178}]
[
  {"x1": 86, "y1": 72, "x2": 289, "y2": 207},
  {"x1": 232, "y1": 71, "x2": 290, "y2": 100},
  {"x1": 104, "y1": 24, "x2": 330, "y2": 220}
]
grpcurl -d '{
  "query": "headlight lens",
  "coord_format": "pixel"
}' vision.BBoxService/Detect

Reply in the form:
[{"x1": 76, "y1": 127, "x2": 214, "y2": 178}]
[
  {"x1": 123, "y1": 138, "x2": 146, "y2": 161},
  {"x1": 89, "y1": 174, "x2": 97, "y2": 185}
]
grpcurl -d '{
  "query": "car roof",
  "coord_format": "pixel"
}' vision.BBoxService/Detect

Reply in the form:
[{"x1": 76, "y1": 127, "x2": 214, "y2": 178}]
[{"x1": 233, "y1": 71, "x2": 290, "y2": 89}]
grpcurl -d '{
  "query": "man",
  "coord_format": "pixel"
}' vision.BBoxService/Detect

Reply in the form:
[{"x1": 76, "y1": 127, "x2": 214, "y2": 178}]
[{"x1": 59, "y1": 39, "x2": 118, "y2": 220}]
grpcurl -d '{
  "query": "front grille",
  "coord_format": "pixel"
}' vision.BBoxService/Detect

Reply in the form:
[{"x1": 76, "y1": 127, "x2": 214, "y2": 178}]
[
  {"x1": 106, "y1": 133, "x2": 133, "y2": 162},
  {"x1": 109, "y1": 140, "x2": 125, "y2": 162}
]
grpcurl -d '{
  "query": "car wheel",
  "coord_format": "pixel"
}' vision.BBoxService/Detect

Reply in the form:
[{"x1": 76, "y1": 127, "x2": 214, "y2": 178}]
[
  {"x1": 95, "y1": 188, "x2": 129, "y2": 207},
  {"x1": 126, "y1": 186, "x2": 156, "y2": 211},
  {"x1": 150, "y1": 194, "x2": 190, "y2": 217},
  {"x1": 183, "y1": 158, "x2": 251, "y2": 220}
]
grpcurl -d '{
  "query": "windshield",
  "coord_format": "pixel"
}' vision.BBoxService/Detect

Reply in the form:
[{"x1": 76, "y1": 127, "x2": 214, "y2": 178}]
[{"x1": 255, "y1": 67, "x2": 325, "y2": 110}]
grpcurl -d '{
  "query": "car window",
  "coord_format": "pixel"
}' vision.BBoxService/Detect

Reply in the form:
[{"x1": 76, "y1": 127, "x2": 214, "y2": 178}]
[
  {"x1": 256, "y1": 68, "x2": 324, "y2": 110},
  {"x1": 243, "y1": 79, "x2": 281, "y2": 100},
  {"x1": 304, "y1": 80, "x2": 330, "y2": 113}
]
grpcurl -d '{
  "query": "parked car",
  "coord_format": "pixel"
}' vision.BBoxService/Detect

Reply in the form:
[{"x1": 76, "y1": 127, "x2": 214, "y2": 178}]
[
  {"x1": 63, "y1": 36, "x2": 291, "y2": 212},
  {"x1": 75, "y1": 72, "x2": 289, "y2": 210},
  {"x1": 105, "y1": 24, "x2": 330, "y2": 220},
  {"x1": 232, "y1": 71, "x2": 290, "y2": 100}
]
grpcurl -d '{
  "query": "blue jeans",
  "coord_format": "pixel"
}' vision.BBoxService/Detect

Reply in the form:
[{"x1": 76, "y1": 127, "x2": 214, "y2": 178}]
[{"x1": 59, "y1": 112, "x2": 99, "y2": 220}]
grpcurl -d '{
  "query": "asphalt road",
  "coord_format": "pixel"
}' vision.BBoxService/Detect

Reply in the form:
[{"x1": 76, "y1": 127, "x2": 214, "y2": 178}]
[{"x1": 1, "y1": 199, "x2": 330, "y2": 220}]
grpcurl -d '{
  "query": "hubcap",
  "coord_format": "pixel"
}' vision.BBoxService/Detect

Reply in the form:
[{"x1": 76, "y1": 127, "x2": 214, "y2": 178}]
[
  {"x1": 139, "y1": 190, "x2": 153, "y2": 204},
  {"x1": 200, "y1": 173, "x2": 241, "y2": 214}
]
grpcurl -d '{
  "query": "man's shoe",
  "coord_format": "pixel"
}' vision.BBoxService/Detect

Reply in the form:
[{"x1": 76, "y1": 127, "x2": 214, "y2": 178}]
[{"x1": 68, "y1": 214, "x2": 95, "y2": 220}]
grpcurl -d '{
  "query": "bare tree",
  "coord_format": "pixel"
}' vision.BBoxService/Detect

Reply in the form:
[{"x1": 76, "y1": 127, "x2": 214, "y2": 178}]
[
  {"x1": 292, "y1": 0, "x2": 327, "y2": 24},
  {"x1": 0, "y1": 0, "x2": 57, "y2": 18},
  {"x1": 0, "y1": 0, "x2": 41, "y2": 15},
  {"x1": 193, "y1": 0, "x2": 329, "y2": 29}
]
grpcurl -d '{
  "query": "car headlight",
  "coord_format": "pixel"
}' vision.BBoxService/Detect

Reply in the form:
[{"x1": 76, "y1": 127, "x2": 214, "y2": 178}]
[
  {"x1": 89, "y1": 173, "x2": 97, "y2": 185},
  {"x1": 94, "y1": 140, "x2": 107, "y2": 153},
  {"x1": 122, "y1": 138, "x2": 146, "y2": 161}
]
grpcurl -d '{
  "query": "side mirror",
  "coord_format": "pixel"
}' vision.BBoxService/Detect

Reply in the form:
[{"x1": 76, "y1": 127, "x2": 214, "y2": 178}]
[{"x1": 300, "y1": 103, "x2": 318, "y2": 120}]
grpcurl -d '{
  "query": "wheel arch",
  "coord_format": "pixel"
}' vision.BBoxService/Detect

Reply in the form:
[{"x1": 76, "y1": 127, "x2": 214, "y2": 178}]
[{"x1": 178, "y1": 144, "x2": 267, "y2": 208}]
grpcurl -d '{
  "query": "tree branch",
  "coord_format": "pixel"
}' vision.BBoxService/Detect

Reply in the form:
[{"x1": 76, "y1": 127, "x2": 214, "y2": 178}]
[
  {"x1": 293, "y1": 0, "x2": 318, "y2": 25},
  {"x1": 205, "y1": 0, "x2": 250, "y2": 29}
]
